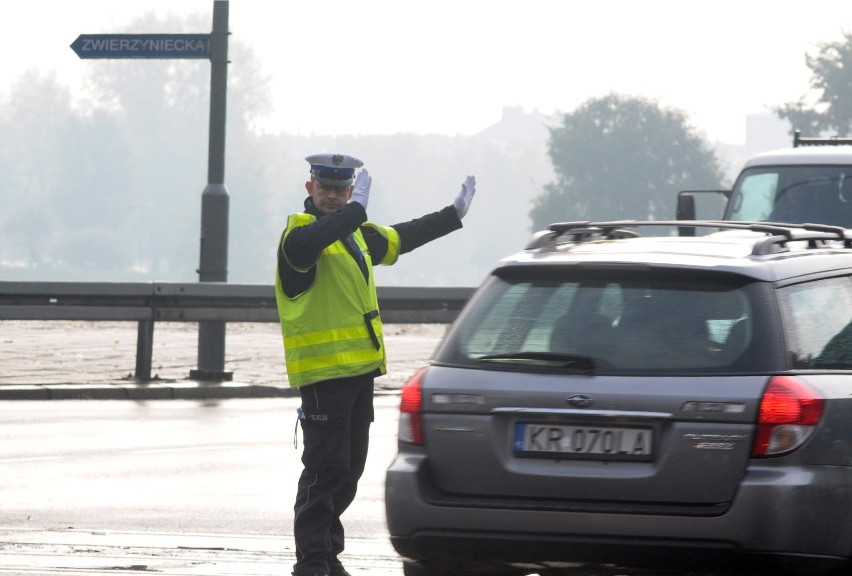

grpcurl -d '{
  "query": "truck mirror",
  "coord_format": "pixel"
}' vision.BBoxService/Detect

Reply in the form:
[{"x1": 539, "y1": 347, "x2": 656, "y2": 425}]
[
  {"x1": 677, "y1": 193, "x2": 696, "y2": 237},
  {"x1": 677, "y1": 193, "x2": 697, "y2": 220}
]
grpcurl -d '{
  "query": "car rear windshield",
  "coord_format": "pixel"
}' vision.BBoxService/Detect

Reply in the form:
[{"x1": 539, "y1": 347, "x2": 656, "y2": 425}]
[{"x1": 436, "y1": 268, "x2": 772, "y2": 374}]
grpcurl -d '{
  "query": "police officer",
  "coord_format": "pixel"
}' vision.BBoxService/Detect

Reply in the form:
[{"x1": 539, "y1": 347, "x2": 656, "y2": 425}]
[{"x1": 275, "y1": 153, "x2": 476, "y2": 576}]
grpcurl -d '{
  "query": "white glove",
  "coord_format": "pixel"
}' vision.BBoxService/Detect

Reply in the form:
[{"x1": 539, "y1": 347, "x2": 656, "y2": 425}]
[
  {"x1": 350, "y1": 169, "x2": 371, "y2": 209},
  {"x1": 453, "y1": 175, "x2": 476, "y2": 219}
]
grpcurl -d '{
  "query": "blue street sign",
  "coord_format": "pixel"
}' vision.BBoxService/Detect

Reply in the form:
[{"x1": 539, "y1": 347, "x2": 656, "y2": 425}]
[{"x1": 70, "y1": 34, "x2": 211, "y2": 59}]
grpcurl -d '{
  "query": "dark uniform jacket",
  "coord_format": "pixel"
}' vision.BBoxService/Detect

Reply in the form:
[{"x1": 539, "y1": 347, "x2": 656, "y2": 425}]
[{"x1": 277, "y1": 197, "x2": 463, "y2": 299}]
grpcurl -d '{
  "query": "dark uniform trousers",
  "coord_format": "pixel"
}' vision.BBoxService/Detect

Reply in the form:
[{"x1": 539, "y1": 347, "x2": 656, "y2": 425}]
[{"x1": 294, "y1": 373, "x2": 375, "y2": 575}]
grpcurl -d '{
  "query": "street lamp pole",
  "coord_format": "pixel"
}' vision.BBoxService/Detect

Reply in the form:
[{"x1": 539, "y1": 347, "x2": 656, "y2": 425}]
[{"x1": 191, "y1": 0, "x2": 231, "y2": 381}]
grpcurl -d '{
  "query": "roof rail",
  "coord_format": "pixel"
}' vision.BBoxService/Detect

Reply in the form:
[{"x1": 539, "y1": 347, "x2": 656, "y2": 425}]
[
  {"x1": 793, "y1": 130, "x2": 852, "y2": 147},
  {"x1": 526, "y1": 220, "x2": 852, "y2": 256}
]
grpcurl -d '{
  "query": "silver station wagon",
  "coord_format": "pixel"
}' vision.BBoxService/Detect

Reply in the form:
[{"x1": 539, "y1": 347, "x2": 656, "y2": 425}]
[{"x1": 385, "y1": 221, "x2": 852, "y2": 576}]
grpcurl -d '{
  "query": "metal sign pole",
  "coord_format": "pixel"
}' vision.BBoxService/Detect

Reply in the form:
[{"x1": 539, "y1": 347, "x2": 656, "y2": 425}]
[
  {"x1": 71, "y1": 0, "x2": 232, "y2": 382},
  {"x1": 191, "y1": 0, "x2": 231, "y2": 381}
]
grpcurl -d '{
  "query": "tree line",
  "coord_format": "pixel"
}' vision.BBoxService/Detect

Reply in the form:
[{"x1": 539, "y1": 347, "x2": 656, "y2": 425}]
[{"x1": 0, "y1": 13, "x2": 848, "y2": 287}]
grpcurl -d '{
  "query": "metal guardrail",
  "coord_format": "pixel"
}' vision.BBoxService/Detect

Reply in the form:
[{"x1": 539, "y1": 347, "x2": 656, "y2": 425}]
[{"x1": 0, "y1": 281, "x2": 475, "y2": 382}]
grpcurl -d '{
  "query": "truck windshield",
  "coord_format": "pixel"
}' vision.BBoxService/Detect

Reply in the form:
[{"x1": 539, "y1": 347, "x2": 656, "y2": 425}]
[{"x1": 726, "y1": 166, "x2": 852, "y2": 227}]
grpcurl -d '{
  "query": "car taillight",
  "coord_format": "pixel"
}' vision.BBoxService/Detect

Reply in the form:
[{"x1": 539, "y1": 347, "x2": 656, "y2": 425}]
[
  {"x1": 399, "y1": 366, "x2": 426, "y2": 445},
  {"x1": 753, "y1": 375, "x2": 825, "y2": 457}
]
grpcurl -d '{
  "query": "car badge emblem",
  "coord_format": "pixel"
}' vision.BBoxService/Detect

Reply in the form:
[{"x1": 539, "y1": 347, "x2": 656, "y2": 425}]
[{"x1": 567, "y1": 393, "x2": 595, "y2": 408}]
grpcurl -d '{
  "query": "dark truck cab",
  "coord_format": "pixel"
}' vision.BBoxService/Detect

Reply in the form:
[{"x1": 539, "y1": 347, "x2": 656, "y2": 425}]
[{"x1": 677, "y1": 132, "x2": 852, "y2": 234}]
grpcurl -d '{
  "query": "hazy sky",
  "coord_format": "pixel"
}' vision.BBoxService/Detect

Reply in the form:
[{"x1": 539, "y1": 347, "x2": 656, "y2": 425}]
[{"x1": 2, "y1": 0, "x2": 850, "y2": 144}]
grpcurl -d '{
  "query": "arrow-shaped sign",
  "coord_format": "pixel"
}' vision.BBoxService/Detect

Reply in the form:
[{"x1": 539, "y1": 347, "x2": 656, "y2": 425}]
[{"x1": 70, "y1": 34, "x2": 211, "y2": 59}]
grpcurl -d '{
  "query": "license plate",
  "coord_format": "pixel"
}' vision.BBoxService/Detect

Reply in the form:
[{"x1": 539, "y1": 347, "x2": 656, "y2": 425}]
[{"x1": 513, "y1": 422, "x2": 653, "y2": 461}]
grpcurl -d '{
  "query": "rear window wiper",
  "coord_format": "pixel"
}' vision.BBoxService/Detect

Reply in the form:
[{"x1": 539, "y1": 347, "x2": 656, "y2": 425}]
[{"x1": 477, "y1": 352, "x2": 596, "y2": 371}]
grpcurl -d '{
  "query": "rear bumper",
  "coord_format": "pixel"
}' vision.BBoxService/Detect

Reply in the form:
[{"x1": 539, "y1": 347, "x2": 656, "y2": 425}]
[
  {"x1": 385, "y1": 454, "x2": 852, "y2": 574},
  {"x1": 390, "y1": 531, "x2": 845, "y2": 576}
]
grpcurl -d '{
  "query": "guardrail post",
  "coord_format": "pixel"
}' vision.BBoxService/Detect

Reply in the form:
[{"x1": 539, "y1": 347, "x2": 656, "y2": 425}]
[{"x1": 135, "y1": 320, "x2": 154, "y2": 381}]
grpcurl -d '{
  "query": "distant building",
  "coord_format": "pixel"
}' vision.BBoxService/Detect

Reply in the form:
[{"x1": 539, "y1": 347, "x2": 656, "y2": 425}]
[
  {"x1": 715, "y1": 112, "x2": 793, "y2": 182},
  {"x1": 745, "y1": 112, "x2": 791, "y2": 154},
  {"x1": 473, "y1": 106, "x2": 557, "y2": 146}
]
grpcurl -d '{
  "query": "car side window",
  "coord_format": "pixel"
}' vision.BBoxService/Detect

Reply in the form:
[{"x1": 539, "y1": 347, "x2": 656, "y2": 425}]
[{"x1": 779, "y1": 275, "x2": 852, "y2": 369}]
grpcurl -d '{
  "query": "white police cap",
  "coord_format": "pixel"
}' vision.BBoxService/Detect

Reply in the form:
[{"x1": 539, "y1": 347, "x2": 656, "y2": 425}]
[{"x1": 305, "y1": 153, "x2": 364, "y2": 186}]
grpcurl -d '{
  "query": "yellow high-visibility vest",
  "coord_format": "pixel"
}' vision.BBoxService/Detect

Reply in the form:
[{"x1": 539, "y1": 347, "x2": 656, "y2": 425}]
[{"x1": 275, "y1": 213, "x2": 401, "y2": 387}]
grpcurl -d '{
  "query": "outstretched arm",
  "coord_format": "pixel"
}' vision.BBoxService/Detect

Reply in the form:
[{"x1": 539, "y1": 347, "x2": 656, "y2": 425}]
[{"x1": 390, "y1": 175, "x2": 478, "y2": 255}]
